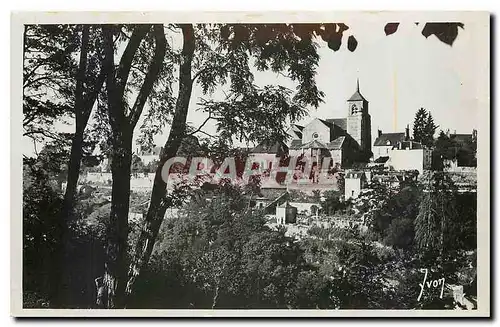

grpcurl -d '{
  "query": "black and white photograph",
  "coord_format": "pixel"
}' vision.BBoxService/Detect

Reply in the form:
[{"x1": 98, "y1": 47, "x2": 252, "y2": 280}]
[{"x1": 10, "y1": 11, "x2": 490, "y2": 317}]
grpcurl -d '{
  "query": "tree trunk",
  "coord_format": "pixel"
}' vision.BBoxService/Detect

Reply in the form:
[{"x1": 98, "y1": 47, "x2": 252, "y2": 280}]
[
  {"x1": 51, "y1": 25, "x2": 90, "y2": 307},
  {"x1": 125, "y1": 24, "x2": 195, "y2": 299},
  {"x1": 100, "y1": 24, "x2": 167, "y2": 308},
  {"x1": 103, "y1": 131, "x2": 133, "y2": 308}
]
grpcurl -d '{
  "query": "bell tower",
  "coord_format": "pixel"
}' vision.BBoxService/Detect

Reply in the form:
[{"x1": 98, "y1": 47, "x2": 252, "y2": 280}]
[{"x1": 347, "y1": 79, "x2": 372, "y2": 160}]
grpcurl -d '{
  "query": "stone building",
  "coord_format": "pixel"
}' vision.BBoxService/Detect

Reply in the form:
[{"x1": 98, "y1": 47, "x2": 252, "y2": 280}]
[
  {"x1": 344, "y1": 171, "x2": 368, "y2": 200},
  {"x1": 372, "y1": 125, "x2": 410, "y2": 160},
  {"x1": 251, "y1": 80, "x2": 372, "y2": 171},
  {"x1": 276, "y1": 201, "x2": 298, "y2": 225},
  {"x1": 387, "y1": 140, "x2": 433, "y2": 174}
]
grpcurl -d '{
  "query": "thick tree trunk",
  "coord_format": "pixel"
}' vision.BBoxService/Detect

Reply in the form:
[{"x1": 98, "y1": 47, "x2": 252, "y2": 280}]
[
  {"x1": 103, "y1": 131, "x2": 133, "y2": 308},
  {"x1": 100, "y1": 24, "x2": 167, "y2": 308},
  {"x1": 125, "y1": 24, "x2": 195, "y2": 299}
]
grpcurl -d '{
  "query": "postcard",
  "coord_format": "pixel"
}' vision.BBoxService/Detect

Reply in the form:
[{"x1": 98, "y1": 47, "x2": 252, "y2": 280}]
[{"x1": 11, "y1": 11, "x2": 490, "y2": 317}]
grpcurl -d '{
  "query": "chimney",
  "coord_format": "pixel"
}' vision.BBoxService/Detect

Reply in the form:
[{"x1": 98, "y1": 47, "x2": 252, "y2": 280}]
[
  {"x1": 472, "y1": 129, "x2": 477, "y2": 142},
  {"x1": 405, "y1": 125, "x2": 410, "y2": 141},
  {"x1": 378, "y1": 129, "x2": 382, "y2": 138}
]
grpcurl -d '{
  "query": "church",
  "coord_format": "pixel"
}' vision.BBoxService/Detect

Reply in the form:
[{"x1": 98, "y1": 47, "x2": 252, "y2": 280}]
[{"x1": 250, "y1": 80, "x2": 372, "y2": 169}]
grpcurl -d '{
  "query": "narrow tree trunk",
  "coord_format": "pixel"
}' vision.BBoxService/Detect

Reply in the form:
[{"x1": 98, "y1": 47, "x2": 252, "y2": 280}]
[
  {"x1": 51, "y1": 25, "x2": 90, "y2": 307},
  {"x1": 63, "y1": 126, "x2": 86, "y2": 216},
  {"x1": 125, "y1": 24, "x2": 195, "y2": 299}
]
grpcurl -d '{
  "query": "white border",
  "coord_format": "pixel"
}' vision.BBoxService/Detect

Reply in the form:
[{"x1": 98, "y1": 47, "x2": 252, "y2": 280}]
[{"x1": 10, "y1": 10, "x2": 491, "y2": 318}]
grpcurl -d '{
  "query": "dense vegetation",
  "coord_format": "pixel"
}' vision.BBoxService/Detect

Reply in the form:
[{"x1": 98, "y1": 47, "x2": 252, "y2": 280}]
[{"x1": 24, "y1": 154, "x2": 477, "y2": 309}]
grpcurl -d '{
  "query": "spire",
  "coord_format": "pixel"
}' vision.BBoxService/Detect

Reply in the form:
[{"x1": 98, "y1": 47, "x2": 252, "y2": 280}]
[{"x1": 348, "y1": 78, "x2": 366, "y2": 102}]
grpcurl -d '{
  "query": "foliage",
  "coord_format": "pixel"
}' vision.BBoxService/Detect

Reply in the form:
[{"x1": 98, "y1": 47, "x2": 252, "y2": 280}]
[
  {"x1": 412, "y1": 108, "x2": 437, "y2": 148},
  {"x1": 415, "y1": 172, "x2": 476, "y2": 254},
  {"x1": 23, "y1": 25, "x2": 78, "y2": 143},
  {"x1": 320, "y1": 190, "x2": 345, "y2": 215},
  {"x1": 144, "y1": 159, "x2": 160, "y2": 174},
  {"x1": 130, "y1": 185, "x2": 316, "y2": 309},
  {"x1": 433, "y1": 130, "x2": 477, "y2": 170},
  {"x1": 131, "y1": 155, "x2": 145, "y2": 176},
  {"x1": 23, "y1": 157, "x2": 64, "y2": 300},
  {"x1": 421, "y1": 23, "x2": 465, "y2": 46}
]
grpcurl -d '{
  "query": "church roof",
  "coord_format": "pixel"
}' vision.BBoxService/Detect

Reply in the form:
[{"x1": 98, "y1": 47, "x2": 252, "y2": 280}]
[
  {"x1": 348, "y1": 90, "x2": 367, "y2": 102},
  {"x1": 325, "y1": 118, "x2": 347, "y2": 131},
  {"x1": 373, "y1": 132, "x2": 406, "y2": 146},
  {"x1": 348, "y1": 79, "x2": 367, "y2": 102},
  {"x1": 289, "y1": 124, "x2": 304, "y2": 140},
  {"x1": 318, "y1": 119, "x2": 334, "y2": 128},
  {"x1": 327, "y1": 136, "x2": 346, "y2": 150},
  {"x1": 301, "y1": 139, "x2": 328, "y2": 149},
  {"x1": 289, "y1": 130, "x2": 302, "y2": 140},
  {"x1": 251, "y1": 140, "x2": 288, "y2": 154},
  {"x1": 289, "y1": 139, "x2": 303, "y2": 149}
]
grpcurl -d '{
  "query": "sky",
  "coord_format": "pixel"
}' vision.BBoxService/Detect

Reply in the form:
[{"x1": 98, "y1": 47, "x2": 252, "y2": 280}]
[
  {"x1": 23, "y1": 17, "x2": 487, "y2": 155},
  {"x1": 170, "y1": 19, "x2": 484, "y2": 151}
]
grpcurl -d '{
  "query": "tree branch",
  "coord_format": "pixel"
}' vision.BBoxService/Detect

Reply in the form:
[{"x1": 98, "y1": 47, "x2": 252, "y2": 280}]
[
  {"x1": 115, "y1": 24, "x2": 152, "y2": 98},
  {"x1": 191, "y1": 62, "x2": 229, "y2": 83},
  {"x1": 23, "y1": 59, "x2": 50, "y2": 84},
  {"x1": 187, "y1": 110, "x2": 213, "y2": 136},
  {"x1": 23, "y1": 75, "x2": 57, "y2": 89},
  {"x1": 82, "y1": 67, "x2": 108, "y2": 119},
  {"x1": 23, "y1": 128, "x2": 62, "y2": 141},
  {"x1": 74, "y1": 24, "x2": 90, "y2": 126},
  {"x1": 196, "y1": 130, "x2": 216, "y2": 139},
  {"x1": 129, "y1": 24, "x2": 167, "y2": 127},
  {"x1": 102, "y1": 25, "x2": 122, "y2": 126}
]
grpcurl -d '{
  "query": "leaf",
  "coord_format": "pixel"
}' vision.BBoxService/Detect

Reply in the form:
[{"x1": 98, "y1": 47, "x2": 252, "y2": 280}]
[
  {"x1": 421, "y1": 23, "x2": 464, "y2": 46},
  {"x1": 347, "y1": 35, "x2": 358, "y2": 52},
  {"x1": 321, "y1": 23, "x2": 349, "y2": 52},
  {"x1": 328, "y1": 39, "x2": 342, "y2": 51},
  {"x1": 384, "y1": 23, "x2": 400, "y2": 36}
]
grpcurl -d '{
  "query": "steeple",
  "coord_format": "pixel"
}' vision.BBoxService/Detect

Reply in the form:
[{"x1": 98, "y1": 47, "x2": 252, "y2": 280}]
[{"x1": 348, "y1": 78, "x2": 366, "y2": 102}]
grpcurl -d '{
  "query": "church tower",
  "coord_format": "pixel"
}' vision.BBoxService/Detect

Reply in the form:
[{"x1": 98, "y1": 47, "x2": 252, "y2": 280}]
[{"x1": 347, "y1": 79, "x2": 372, "y2": 160}]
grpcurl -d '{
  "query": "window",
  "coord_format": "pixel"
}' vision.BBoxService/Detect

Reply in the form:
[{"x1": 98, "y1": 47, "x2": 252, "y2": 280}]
[{"x1": 312, "y1": 132, "x2": 319, "y2": 139}]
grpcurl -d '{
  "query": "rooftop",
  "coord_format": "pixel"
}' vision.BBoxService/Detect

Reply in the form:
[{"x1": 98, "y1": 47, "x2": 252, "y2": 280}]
[{"x1": 374, "y1": 132, "x2": 406, "y2": 146}]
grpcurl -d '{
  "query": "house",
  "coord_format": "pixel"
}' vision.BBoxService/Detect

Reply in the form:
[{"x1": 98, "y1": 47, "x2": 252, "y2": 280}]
[
  {"x1": 373, "y1": 125, "x2": 410, "y2": 160},
  {"x1": 373, "y1": 125, "x2": 432, "y2": 174},
  {"x1": 276, "y1": 201, "x2": 298, "y2": 225},
  {"x1": 135, "y1": 145, "x2": 163, "y2": 165},
  {"x1": 388, "y1": 140, "x2": 432, "y2": 174},
  {"x1": 248, "y1": 140, "x2": 289, "y2": 171},
  {"x1": 345, "y1": 171, "x2": 368, "y2": 200},
  {"x1": 443, "y1": 129, "x2": 478, "y2": 169}
]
